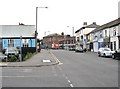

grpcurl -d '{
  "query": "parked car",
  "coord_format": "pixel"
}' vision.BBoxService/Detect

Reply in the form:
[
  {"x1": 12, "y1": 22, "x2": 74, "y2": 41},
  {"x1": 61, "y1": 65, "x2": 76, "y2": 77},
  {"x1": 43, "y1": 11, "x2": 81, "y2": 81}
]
[
  {"x1": 75, "y1": 47, "x2": 86, "y2": 52},
  {"x1": 5, "y1": 47, "x2": 19, "y2": 58},
  {"x1": 112, "y1": 49, "x2": 120, "y2": 59},
  {"x1": 98, "y1": 48, "x2": 113, "y2": 57},
  {"x1": 69, "y1": 45, "x2": 75, "y2": 51},
  {"x1": 75, "y1": 43, "x2": 86, "y2": 52},
  {"x1": 2, "y1": 47, "x2": 7, "y2": 54}
]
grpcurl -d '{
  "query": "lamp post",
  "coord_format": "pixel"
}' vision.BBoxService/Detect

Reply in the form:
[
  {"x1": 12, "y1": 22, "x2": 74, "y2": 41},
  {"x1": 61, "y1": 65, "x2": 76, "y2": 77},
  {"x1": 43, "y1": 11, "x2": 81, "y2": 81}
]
[
  {"x1": 36, "y1": 6, "x2": 48, "y2": 52},
  {"x1": 20, "y1": 36, "x2": 22, "y2": 62}
]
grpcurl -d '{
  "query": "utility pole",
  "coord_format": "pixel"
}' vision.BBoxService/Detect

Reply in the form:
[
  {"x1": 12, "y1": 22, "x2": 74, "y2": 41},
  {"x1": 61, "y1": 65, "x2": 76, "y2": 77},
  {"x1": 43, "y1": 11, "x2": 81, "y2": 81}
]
[
  {"x1": 20, "y1": 36, "x2": 22, "y2": 62},
  {"x1": 36, "y1": 6, "x2": 48, "y2": 53}
]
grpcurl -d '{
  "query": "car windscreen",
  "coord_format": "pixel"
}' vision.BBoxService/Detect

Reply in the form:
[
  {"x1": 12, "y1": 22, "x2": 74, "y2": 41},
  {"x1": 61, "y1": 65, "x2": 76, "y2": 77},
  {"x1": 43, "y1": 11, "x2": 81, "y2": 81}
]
[{"x1": 104, "y1": 49, "x2": 110, "y2": 51}]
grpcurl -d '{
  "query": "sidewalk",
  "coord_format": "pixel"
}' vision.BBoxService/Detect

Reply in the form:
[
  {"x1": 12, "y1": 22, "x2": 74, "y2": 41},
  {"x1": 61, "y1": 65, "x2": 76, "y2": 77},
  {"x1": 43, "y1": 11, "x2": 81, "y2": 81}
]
[{"x1": 0, "y1": 49, "x2": 59, "y2": 67}]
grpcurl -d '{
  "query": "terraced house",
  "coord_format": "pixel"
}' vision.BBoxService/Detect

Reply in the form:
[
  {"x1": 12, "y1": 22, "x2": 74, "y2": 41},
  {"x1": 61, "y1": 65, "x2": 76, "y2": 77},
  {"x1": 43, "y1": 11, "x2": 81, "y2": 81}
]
[
  {"x1": 91, "y1": 18, "x2": 120, "y2": 52},
  {"x1": 75, "y1": 22, "x2": 100, "y2": 50}
]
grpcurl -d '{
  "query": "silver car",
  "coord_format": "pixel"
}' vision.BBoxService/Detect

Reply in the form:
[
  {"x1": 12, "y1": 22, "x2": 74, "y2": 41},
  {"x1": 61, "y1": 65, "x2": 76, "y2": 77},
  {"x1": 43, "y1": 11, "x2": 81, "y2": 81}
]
[
  {"x1": 98, "y1": 48, "x2": 112, "y2": 57},
  {"x1": 5, "y1": 47, "x2": 19, "y2": 58}
]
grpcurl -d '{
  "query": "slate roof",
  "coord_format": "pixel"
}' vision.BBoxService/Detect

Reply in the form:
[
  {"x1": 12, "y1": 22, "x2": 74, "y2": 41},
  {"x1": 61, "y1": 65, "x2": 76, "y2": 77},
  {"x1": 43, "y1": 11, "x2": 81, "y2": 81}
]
[
  {"x1": 44, "y1": 33, "x2": 63, "y2": 38},
  {"x1": 0, "y1": 25, "x2": 35, "y2": 37},
  {"x1": 91, "y1": 18, "x2": 120, "y2": 33},
  {"x1": 75, "y1": 23, "x2": 100, "y2": 33}
]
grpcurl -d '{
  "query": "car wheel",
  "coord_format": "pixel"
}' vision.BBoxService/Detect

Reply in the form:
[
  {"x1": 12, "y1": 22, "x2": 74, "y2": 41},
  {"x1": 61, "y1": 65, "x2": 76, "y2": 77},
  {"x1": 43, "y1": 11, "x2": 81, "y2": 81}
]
[
  {"x1": 112, "y1": 54, "x2": 115, "y2": 59},
  {"x1": 103, "y1": 53, "x2": 106, "y2": 57},
  {"x1": 98, "y1": 53, "x2": 101, "y2": 57}
]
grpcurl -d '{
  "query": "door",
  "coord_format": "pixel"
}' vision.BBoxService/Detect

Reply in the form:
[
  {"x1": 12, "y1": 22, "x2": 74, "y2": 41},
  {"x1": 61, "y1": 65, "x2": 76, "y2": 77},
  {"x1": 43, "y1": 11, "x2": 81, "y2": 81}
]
[{"x1": 93, "y1": 42, "x2": 98, "y2": 52}]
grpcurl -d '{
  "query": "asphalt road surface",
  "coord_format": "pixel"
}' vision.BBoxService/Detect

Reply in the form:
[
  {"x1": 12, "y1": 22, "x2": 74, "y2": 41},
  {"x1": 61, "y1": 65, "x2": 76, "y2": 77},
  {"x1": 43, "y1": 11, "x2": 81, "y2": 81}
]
[{"x1": 1, "y1": 50, "x2": 118, "y2": 87}]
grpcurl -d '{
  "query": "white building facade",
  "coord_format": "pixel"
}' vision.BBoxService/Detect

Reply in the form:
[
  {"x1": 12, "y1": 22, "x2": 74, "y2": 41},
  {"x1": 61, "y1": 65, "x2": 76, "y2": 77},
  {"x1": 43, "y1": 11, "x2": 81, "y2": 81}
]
[{"x1": 91, "y1": 18, "x2": 120, "y2": 52}]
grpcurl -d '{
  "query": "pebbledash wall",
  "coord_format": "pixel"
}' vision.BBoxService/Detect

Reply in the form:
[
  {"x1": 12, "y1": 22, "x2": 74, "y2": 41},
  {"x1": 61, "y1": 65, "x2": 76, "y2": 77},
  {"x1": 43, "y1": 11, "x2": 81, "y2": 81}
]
[{"x1": 0, "y1": 25, "x2": 36, "y2": 53}]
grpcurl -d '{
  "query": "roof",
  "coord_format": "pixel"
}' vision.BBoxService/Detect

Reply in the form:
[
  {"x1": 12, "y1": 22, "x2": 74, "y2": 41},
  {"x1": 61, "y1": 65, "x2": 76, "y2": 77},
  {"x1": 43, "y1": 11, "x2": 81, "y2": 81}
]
[
  {"x1": 0, "y1": 25, "x2": 35, "y2": 38},
  {"x1": 91, "y1": 18, "x2": 120, "y2": 33},
  {"x1": 85, "y1": 23, "x2": 100, "y2": 28},
  {"x1": 75, "y1": 23, "x2": 100, "y2": 33},
  {"x1": 44, "y1": 33, "x2": 63, "y2": 38}
]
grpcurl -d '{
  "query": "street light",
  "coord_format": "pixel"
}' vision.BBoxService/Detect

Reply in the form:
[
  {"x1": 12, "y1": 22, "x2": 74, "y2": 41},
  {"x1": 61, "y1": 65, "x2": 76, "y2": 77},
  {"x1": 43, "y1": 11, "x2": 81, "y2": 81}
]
[{"x1": 36, "y1": 6, "x2": 48, "y2": 52}]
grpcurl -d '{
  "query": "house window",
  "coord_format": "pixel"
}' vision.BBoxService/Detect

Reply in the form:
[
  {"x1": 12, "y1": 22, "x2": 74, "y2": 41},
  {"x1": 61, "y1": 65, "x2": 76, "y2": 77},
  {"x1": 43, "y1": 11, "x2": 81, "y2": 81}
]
[
  {"x1": 100, "y1": 31, "x2": 103, "y2": 38},
  {"x1": 8, "y1": 39, "x2": 14, "y2": 47},
  {"x1": 114, "y1": 41, "x2": 116, "y2": 50},
  {"x1": 22, "y1": 39, "x2": 29, "y2": 47},
  {"x1": 105, "y1": 30, "x2": 107, "y2": 37},
  {"x1": 77, "y1": 37, "x2": 79, "y2": 42},
  {"x1": 81, "y1": 35, "x2": 83, "y2": 39},
  {"x1": 113, "y1": 27, "x2": 116, "y2": 36}
]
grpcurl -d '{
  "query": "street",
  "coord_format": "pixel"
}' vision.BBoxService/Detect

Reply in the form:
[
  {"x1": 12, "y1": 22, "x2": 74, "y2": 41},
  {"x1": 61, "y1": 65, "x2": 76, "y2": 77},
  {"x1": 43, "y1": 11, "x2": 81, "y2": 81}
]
[{"x1": 1, "y1": 49, "x2": 118, "y2": 87}]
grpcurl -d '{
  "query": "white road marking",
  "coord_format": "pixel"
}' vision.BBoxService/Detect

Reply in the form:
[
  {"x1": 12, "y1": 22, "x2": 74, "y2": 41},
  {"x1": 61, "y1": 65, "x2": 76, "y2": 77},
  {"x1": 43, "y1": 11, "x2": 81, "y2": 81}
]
[
  {"x1": 42, "y1": 60, "x2": 51, "y2": 63},
  {"x1": 50, "y1": 53, "x2": 74, "y2": 87},
  {"x1": 70, "y1": 84, "x2": 74, "y2": 87},
  {"x1": 68, "y1": 80, "x2": 71, "y2": 83},
  {"x1": 50, "y1": 52, "x2": 63, "y2": 65},
  {"x1": 0, "y1": 63, "x2": 8, "y2": 66},
  {"x1": 58, "y1": 63, "x2": 63, "y2": 65}
]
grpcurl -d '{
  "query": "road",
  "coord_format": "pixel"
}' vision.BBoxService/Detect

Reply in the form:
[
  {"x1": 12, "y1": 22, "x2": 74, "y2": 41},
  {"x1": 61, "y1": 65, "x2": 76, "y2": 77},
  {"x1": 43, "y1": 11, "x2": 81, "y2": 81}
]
[{"x1": 1, "y1": 49, "x2": 118, "y2": 87}]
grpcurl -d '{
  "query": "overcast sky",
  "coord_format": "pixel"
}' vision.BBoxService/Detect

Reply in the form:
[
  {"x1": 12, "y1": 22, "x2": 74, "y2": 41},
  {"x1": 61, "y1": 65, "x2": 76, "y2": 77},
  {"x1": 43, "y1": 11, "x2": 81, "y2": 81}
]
[{"x1": 0, "y1": 0, "x2": 119, "y2": 39}]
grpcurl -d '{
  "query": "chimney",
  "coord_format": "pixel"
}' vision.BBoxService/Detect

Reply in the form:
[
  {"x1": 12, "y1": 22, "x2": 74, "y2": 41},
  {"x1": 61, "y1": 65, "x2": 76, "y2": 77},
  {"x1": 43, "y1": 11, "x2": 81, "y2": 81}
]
[
  {"x1": 83, "y1": 22, "x2": 87, "y2": 27},
  {"x1": 61, "y1": 32, "x2": 64, "y2": 35},
  {"x1": 93, "y1": 22, "x2": 96, "y2": 25}
]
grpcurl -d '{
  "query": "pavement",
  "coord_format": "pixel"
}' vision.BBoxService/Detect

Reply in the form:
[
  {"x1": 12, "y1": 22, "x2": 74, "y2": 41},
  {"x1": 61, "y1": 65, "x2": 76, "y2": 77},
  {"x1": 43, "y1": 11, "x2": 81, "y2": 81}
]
[{"x1": 0, "y1": 49, "x2": 59, "y2": 67}]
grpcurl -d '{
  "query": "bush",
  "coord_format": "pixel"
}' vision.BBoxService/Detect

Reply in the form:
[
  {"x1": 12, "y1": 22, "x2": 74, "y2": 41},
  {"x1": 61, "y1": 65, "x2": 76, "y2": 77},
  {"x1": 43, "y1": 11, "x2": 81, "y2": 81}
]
[
  {"x1": 23, "y1": 52, "x2": 33, "y2": 61},
  {"x1": 8, "y1": 55, "x2": 19, "y2": 62}
]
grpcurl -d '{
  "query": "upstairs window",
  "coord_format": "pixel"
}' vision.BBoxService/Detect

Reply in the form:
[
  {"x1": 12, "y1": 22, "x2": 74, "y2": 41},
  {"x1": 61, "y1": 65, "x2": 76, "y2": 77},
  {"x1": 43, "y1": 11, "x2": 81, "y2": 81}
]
[
  {"x1": 100, "y1": 31, "x2": 103, "y2": 38},
  {"x1": 77, "y1": 37, "x2": 79, "y2": 42},
  {"x1": 105, "y1": 30, "x2": 107, "y2": 37},
  {"x1": 81, "y1": 35, "x2": 83, "y2": 39},
  {"x1": 113, "y1": 27, "x2": 116, "y2": 36}
]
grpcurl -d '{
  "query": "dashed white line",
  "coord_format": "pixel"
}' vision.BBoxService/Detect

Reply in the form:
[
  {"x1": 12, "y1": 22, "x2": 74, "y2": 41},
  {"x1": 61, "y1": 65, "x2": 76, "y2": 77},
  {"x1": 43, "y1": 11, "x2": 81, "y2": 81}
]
[
  {"x1": 70, "y1": 84, "x2": 74, "y2": 87},
  {"x1": 68, "y1": 80, "x2": 71, "y2": 83},
  {"x1": 50, "y1": 52, "x2": 63, "y2": 64},
  {"x1": 67, "y1": 80, "x2": 74, "y2": 87}
]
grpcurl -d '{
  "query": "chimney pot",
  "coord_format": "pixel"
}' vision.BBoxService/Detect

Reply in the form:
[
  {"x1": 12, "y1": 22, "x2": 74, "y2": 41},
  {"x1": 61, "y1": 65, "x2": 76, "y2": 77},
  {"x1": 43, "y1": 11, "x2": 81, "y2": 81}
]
[{"x1": 83, "y1": 22, "x2": 87, "y2": 26}]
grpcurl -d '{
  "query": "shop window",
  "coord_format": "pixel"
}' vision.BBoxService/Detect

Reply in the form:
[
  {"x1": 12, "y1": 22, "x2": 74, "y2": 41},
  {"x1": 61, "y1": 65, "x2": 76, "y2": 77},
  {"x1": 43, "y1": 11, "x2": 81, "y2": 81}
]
[{"x1": 8, "y1": 39, "x2": 14, "y2": 47}]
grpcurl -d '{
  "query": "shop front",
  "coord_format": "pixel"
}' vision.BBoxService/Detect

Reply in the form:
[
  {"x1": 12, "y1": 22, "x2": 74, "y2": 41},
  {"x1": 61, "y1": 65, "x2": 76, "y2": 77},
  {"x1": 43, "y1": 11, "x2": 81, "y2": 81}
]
[{"x1": 104, "y1": 37, "x2": 110, "y2": 48}]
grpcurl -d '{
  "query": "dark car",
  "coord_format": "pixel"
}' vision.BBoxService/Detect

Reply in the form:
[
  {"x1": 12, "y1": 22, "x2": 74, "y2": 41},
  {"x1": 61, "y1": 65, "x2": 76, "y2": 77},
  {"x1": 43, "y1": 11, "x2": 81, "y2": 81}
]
[
  {"x1": 112, "y1": 49, "x2": 120, "y2": 60},
  {"x1": 69, "y1": 45, "x2": 75, "y2": 51}
]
